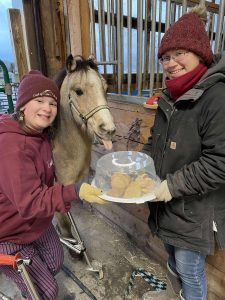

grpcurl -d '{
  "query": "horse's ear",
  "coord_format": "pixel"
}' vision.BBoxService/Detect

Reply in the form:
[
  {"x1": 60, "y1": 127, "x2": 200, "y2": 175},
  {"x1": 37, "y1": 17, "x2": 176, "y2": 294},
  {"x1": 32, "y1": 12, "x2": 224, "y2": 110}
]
[
  {"x1": 66, "y1": 55, "x2": 83, "y2": 73},
  {"x1": 88, "y1": 54, "x2": 97, "y2": 64}
]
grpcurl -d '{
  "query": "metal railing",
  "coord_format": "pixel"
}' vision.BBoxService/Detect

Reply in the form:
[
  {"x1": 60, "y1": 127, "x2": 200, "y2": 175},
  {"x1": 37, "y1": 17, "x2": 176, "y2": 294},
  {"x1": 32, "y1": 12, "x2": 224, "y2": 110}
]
[
  {"x1": 0, "y1": 82, "x2": 17, "y2": 114},
  {"x1": 0, "y1": 60, "x2": 15, "y2": 113},
  {"x1": 88, "y1": 0, "x2": 225, "y2": 102}
]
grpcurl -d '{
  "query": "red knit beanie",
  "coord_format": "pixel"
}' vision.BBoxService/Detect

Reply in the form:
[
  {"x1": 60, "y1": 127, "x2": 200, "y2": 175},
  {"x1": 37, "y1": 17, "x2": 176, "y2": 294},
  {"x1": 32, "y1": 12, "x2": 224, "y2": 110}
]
[
  {"x1": 16, "y1": 70, "x2": 60, "y2": 111},
  {"x1": 158, "y1": 8, "x2": 213, "y2": 66}
]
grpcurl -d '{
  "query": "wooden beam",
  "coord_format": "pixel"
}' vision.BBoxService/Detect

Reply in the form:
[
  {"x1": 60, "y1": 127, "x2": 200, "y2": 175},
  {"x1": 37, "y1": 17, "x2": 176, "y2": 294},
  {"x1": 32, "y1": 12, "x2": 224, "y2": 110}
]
[
  {"x1": 39, "y1": 0, "x2": 66, "y2": 77},
  {"x1": 22, "y1": 0, "x2": 40, "y2": 70},
  {"x1": 80, "y1": 0, "x2": 91, "y2": 58},
  {"x1": 67, "y1": 0, "x2": 82, "y2": 56},
  {"x1": 8, "y1": 9, "x2": 28, "y2": 80}
]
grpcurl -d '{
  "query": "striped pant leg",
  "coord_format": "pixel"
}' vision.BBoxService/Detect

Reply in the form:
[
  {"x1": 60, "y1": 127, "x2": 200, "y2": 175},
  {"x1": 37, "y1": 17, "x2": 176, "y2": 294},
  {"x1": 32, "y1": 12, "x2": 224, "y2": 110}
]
[
  {"x1": 25, "y1": 224, "x2": 64, "y2": 299},
  {"x1": 33, "y1": 224, "x2": 64, "y2": 277},
  {"x1": 0, "y1": 224, "x2": 64, "y2": 300}
]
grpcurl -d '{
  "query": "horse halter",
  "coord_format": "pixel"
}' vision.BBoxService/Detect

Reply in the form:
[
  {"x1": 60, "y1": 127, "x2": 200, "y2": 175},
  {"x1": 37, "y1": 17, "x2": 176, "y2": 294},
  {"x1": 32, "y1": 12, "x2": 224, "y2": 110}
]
[{"x1": 69, "y1": 97, "x2": 109, "y2": 124}]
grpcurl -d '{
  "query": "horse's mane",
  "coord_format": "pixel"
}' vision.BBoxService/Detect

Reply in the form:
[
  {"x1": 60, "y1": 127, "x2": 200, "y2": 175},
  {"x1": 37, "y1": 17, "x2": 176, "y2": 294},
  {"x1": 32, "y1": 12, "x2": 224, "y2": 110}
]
[
  {"x1": 53, "y1": 56, "x2": 99, "y2": 90},
  {"x1": 74, "y1": 57, "x2": 99, "y2": 73}
]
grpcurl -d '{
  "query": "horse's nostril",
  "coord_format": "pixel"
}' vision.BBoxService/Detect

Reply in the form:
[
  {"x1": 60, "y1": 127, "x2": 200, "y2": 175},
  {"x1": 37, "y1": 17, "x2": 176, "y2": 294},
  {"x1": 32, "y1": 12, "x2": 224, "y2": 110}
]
[
  {"x1": 110, "y1": 128, "x2": 116, "y2": 136},
  {"x1": 99, "y1": 124, "x2": 116, "y2": 136}
]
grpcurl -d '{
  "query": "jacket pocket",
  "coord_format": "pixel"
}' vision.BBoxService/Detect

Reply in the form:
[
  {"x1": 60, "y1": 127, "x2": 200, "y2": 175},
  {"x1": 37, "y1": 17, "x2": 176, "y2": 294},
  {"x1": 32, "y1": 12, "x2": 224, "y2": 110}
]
[{"x1": 159, "y1": 198, "x2": 204, "y2": 239}]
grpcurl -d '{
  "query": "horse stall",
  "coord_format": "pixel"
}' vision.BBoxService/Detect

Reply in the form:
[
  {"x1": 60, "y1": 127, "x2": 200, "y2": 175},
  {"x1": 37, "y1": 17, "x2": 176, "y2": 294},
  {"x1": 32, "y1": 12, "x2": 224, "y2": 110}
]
[{"x1": 5, "y1": 0, "x2": 225, "y2": 299}]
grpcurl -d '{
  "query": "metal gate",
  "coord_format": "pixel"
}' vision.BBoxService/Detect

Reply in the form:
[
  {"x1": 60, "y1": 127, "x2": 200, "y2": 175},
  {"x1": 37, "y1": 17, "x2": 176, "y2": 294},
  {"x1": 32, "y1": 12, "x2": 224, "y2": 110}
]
[{"x1": 88, "y1": 0, "x2": 225, "y2": 102}]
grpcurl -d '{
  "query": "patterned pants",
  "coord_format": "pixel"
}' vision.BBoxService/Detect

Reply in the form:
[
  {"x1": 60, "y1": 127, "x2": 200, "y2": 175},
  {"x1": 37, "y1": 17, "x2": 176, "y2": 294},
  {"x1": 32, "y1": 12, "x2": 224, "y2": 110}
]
[{"x1": 0, "y1": 224, "x2": 64, "y2": 300}]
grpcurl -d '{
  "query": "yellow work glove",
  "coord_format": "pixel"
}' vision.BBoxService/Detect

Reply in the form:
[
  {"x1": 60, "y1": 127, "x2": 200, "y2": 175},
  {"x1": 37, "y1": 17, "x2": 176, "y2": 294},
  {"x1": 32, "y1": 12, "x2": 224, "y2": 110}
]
[
  {"x1": 79, "y1": 183, "x2": 106, "y2": 204},
  {"x1": 154, "y1": 180, "x2": 172, "y2": 202}
]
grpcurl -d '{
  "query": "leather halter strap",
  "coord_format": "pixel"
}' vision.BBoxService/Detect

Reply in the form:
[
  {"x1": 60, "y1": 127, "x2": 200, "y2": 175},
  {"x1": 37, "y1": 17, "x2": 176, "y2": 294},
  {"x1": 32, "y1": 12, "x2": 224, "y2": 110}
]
[{"x1": 69, "y1": 100, "x2": 109, "y2": 124}]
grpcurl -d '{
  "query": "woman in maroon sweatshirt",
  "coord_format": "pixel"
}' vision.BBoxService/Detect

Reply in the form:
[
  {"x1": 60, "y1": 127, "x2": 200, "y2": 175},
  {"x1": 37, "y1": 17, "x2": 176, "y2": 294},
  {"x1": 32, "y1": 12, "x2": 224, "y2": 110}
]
[{"x1": 0, "y1": 70, "x2": 104, "y2": 300}]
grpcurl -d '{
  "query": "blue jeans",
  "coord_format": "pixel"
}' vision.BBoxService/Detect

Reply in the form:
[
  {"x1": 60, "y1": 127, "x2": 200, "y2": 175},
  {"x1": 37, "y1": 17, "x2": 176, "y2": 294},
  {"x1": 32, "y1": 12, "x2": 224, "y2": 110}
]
[{"x1": 165, "y1": 244, "x2": 207, "y2": 300}]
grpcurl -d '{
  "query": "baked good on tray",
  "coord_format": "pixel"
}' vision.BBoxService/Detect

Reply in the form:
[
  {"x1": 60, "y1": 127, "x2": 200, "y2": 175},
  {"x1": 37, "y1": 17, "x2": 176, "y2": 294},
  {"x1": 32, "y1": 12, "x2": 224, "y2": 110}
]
[{"x1": 106, "y1": 172, "x2": 156, "y2": 199}]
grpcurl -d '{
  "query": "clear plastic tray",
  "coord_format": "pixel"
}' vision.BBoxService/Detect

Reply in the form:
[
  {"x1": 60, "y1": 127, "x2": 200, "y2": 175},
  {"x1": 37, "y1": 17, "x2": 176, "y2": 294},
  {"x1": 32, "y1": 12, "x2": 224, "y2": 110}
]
[{"x1": 92, "y1": 179, "x2": 156, "y2": 203}]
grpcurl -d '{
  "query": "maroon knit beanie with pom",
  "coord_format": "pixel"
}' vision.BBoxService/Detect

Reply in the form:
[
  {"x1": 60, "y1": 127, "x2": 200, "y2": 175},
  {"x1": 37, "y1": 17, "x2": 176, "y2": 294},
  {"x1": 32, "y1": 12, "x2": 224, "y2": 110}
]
[
  {"x1": 158, "y1": 12, "x2": 213, "y2": 66},
  {"x1": 16, "y1": 70, "x2": 60, "y2": 111}
]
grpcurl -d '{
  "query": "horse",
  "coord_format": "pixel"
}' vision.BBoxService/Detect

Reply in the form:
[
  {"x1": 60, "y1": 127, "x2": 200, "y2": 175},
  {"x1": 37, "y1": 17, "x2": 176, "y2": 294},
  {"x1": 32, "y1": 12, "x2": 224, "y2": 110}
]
[{"x1": 53, "y1": 54, "x2": 116, "y2": 238}]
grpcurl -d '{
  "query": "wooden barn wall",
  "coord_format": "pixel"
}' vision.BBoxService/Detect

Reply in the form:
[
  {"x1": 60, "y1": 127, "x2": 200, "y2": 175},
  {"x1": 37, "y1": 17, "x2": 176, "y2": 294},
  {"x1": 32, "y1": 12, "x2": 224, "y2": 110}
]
[
  {"x1": 91, "y1": 98, "x2": 225, "y2": 300},
  {"x1": 38, "y1": 0, "x2": 66, "y2": 78}
]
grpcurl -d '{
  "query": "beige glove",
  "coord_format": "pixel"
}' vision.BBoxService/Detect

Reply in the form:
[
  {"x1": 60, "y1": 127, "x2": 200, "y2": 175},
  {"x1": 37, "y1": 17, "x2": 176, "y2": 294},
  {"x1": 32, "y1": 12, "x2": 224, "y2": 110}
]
[
  {"x1": 79, "y1": 183, "x2": 106, "y2": 204},
  {"x1": 154, "y1": 180, "x2": 172, "y2": 202}
]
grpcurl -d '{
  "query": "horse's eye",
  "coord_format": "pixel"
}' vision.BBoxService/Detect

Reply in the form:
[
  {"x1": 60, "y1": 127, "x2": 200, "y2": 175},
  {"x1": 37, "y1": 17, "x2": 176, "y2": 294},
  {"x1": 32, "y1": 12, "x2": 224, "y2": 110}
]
[{"x1": 75, "y1": 89, "x2": 83, "y2": 96}]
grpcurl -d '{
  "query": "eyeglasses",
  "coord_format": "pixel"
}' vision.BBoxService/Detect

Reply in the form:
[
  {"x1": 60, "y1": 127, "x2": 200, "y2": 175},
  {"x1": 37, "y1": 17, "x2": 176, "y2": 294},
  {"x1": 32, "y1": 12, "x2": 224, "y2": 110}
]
[{"x1": 159, "y1": 50, "x2": 189, "y2": 65}]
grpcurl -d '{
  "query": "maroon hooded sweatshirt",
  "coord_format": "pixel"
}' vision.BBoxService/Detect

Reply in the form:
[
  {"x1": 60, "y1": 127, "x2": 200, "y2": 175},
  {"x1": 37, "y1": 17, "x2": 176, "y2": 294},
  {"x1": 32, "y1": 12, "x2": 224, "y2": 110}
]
[{"x1": 0, "y1": 115, "x2": 77, "y2": 244}]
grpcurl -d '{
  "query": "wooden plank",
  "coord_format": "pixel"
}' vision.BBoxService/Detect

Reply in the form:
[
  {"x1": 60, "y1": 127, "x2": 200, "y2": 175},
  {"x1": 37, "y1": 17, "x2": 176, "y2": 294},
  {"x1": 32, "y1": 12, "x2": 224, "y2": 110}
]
[
  {"x1": 107, "y1": 99, "x2": 155, "y2": 151},
  {"x1": 8, "y1": 9, "x2": 28, "y2": 80},
  {"x1": 206, "y1": 262, "x2": 225, "y2": 300},
  {"x1": 116, "y1": 203, "x2": 149, "y2": 223},
  {"x1": 80, "y1": 0, "x2": 91, "y2": 58},
  {"x1": 22, "y1": 0, "x2": 39, "y2": 70},
  {"x1": 67, "y1": 0, "x2": 82, "y2": 56},
  {"x1": 206, "y1": 248, "x2": 225, "y2": 275},
  {"x1": 39, "y1": 0, "x2": 66, "y2": 77}
]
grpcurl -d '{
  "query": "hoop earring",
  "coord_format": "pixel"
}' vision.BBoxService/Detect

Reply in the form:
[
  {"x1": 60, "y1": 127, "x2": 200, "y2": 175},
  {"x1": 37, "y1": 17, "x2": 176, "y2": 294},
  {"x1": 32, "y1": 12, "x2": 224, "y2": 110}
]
[{"x1": 19, "y1": 110, "x2": 24, "y2": 121}]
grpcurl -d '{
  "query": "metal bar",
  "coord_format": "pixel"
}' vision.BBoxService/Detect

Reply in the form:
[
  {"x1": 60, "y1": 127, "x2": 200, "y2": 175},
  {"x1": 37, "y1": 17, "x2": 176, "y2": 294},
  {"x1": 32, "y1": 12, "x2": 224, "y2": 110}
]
[
  {"x1": 101, "y1": 0, "x2": 107, "y2": 74},
  {"x1": 149, "y1": 0, "x2": 157, "y2": 96},
  {"x1": 221, "y1": 20, "x2": 225, "y2": 52},
  {"x1": 171, "y1": 2, "x2": 176, "y2": 24},
  {"x1": 98, "y1": 0, "x2": 104, "y2": 61},
  {"x1": 62, "y1": 265, "x2": 97, "y2": 300},
  {"x1": 127, "y1": 0, "x2": 132, "y2": 95},
  {"x1": 108, "y1": 93, "x2": 146, "y2": 104},
  {"x1": 17, "y1": 261, "x2": 40, "y2": 300},
  {"x1": 59, "y1": 237, "x2": 84, "y2": 254},
  {"x1": 166, "y1": 0, "x2": 171, "y2": 30},
  {"x1": 66, "y1": 212, "x2": 93, "y2": 269},
  {"x1": 182, "y1": 0, "x2": 187, "y2": 15},
  {"x1": 116, "y1": 0, "x2": 122, "y2": 93},
  {"x1": 0, "y1": 59, "x2": 14, "y2": 113},
  {"x1": 107, "y1": 0, "x2": 112, "y2": 61},
  {"x1": 143, "y1": 0, "x2": 151, "y2": 90},
  {"x1": 96, "y1": 60, "x2": 117, "y2": 65},
  {"x1": 111, "y1": 0, "x2": 116, "y2": 61},
  {"x1": 89, "y1": 0, "x2": 96, "y2": 55},
  {"x1": 177, "y1": 4, "x2": 181, "y2": 19},
  {"x1": 120, "y1": 0, "x2": 124, "y2": 89},
  {"x1": 137, "y1": 0, "x2": 143, "y2": 96},
  {"x1": 214, "y1": 0, "x2": 225, "y2": 53},
  {"x1": 210, "y1": 13, "x2": 215, "y2": 46},
  {"x1": 156, "y1": 0, "x2": 163, "y2": 90},
  {"x1": 111, "y1": 0, "x2": 117, "y2": 91}
]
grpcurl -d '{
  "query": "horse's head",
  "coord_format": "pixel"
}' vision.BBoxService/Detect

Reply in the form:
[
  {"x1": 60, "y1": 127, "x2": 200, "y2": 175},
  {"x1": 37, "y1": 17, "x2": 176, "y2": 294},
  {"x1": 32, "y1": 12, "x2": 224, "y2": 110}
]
[{"x1": 58, "y1": 55, "x2": 116, "y2": 150}]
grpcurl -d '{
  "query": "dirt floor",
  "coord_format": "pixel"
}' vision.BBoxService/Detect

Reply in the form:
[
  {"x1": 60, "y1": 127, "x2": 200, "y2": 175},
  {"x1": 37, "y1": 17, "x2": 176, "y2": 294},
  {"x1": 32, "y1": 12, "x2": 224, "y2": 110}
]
[{"x1": 0, "y1": 201, "x2": 167, "y2": 300}]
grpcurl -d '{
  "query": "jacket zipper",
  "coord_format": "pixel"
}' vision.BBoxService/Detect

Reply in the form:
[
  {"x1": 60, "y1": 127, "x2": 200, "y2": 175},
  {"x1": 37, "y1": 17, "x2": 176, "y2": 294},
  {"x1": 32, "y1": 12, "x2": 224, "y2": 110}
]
[{"x1": 158, "y1": 106, "x2": 176, "y2": 177}]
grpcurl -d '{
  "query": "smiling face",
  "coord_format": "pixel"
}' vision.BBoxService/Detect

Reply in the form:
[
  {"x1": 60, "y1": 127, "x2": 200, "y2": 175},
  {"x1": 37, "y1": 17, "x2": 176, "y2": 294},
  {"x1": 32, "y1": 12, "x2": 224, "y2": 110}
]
[
  {"x1": 21, "y1": 96, "x2": 57, "y2": 133},
  {"x1": 162, "y1": 50, "x2": 201, "y2": 79}
]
